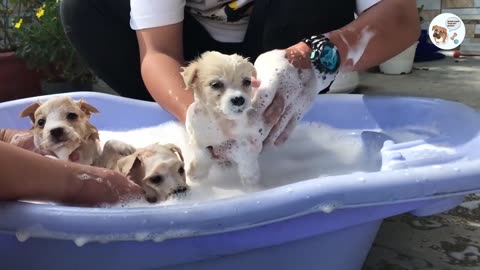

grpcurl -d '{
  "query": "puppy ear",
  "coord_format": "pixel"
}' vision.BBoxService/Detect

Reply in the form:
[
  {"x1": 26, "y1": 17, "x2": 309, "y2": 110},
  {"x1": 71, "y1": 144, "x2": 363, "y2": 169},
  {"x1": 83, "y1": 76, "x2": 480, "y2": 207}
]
[
  {"x1": 117, "y1": 154, "x2": 143, "y2": 181},
  {"x1": 166, "y1": 144, "x2": 184, "y2": 162},
  {"x1": 77, "y1": 100, "x2": 100, "y2": 117},
  {"x1": 180, "y1": 62, "x2": 198, "y2": 90},
  {"x1": 19, "y1": 102, "x2": 41, "y2": 123}
]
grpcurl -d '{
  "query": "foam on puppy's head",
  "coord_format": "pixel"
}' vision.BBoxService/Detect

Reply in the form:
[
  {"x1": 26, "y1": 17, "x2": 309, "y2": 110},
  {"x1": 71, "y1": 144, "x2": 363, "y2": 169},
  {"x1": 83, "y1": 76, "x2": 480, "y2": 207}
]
[{"x1": 181, "y1": 51, "x2": 257, "y2": 119}]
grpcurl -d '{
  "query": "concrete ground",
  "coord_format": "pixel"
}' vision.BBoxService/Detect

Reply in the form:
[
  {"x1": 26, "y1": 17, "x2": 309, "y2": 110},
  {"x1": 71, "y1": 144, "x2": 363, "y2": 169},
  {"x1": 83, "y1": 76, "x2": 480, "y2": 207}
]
[
  {"x1": 356, "y1": 55, "x2": 480, "y2": 110},
  {"x1": 358, "y1": 55, "x2": 480, "y2": 270}
]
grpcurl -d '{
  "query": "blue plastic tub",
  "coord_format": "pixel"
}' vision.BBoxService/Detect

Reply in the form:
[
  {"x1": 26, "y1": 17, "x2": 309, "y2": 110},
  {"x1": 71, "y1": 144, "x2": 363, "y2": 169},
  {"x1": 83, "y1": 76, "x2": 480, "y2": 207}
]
[{"x1": 2, "y1": 92, "x2": 480, "y2": 270}]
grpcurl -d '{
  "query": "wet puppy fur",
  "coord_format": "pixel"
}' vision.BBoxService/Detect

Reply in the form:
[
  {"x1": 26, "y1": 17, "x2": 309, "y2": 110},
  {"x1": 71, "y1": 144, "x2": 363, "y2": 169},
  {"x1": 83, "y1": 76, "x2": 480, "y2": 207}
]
[
  {"x1": 20, "y1": 96, "x2": 101, "y2": 165},
  {"x1": 100, "y1": 140, "x2": 189, "y2": 203},
  {"x1": 181, "y1": 51, "x2": 262, "y2": 188}
]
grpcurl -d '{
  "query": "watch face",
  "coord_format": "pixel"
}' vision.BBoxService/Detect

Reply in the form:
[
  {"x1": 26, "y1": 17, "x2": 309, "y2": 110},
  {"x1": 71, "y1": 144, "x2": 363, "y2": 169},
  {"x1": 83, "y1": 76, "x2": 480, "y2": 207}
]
[{"x1": 320, "y1": 43, "x2": 340, "y2": 73}]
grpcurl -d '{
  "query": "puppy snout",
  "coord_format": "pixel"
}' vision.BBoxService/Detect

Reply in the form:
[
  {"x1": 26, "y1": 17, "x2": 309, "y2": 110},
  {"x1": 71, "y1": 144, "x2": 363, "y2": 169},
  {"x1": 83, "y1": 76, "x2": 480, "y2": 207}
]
[
  {"x1": 172, "y1": 186, "x2": 189, "y2": 195},
  {"x1": 50, "y1": 127, "x2": 65, "y2": 140},
  {"x1": 146, "y1": 196, "x2": 158, "y2": 203},
  {"x1": 231, "y1": 96, "x2": 245, "y2": 107}
]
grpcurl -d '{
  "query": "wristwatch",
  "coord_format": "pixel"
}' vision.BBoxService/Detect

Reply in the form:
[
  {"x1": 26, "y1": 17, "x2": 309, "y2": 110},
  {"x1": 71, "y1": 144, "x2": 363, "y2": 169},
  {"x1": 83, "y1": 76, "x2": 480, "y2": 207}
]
[
  {"x1": 301, "y1": 35, "x2": 340, "y2": 93},
  {"x1": 302, "y1": 34, "x2": 340, "y2": 75}
]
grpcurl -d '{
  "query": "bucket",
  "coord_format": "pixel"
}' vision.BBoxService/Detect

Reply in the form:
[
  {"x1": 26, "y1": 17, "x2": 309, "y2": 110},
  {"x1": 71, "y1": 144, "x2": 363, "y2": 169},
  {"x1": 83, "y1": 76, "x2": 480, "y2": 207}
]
[
  {"x1": 1, "y1": 92, "x2": 480, "y2": 270},
  {"x1": 379, "y1": 42, "x2": 419, "y2": 75}
]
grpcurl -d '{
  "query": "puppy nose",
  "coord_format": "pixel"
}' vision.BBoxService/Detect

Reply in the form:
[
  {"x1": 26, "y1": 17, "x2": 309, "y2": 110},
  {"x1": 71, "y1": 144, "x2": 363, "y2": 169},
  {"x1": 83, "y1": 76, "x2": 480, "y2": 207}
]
[
  {"x1": 231, "y1": 96, "x2": 245, "y2": 106},
  {"x1": 50, "y1": 127, "x2": 64, "y2": 139},
  {"x1": 173, "y1": 186, "x2": 188, "y2": 194},
  {"x1": 146, "y1": 196, "x2": 158, "y2": 203}
]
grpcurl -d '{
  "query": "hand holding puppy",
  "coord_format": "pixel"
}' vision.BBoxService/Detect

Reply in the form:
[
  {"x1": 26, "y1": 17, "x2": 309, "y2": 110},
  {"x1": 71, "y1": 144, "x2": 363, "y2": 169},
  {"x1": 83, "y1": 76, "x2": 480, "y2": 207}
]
[
  {"x1": 253, "y1": 40, "x2": 339, "y2": 147},
  {"x1": 0, "y1": 141, "x2": 143, "y2": 207},
  {"x1": 65, "y1": 165, "x2": 144, "y2": 207}
]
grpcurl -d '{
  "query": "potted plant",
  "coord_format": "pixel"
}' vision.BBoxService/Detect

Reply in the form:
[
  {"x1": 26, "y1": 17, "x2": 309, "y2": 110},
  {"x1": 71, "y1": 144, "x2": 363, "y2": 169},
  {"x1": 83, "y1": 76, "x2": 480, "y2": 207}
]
[
  {"x1": 378, "y1": 5, "x2": 424, "y2": 75},
  {"x1": 12, "y1": 0, "x2": 95, "y2": 94},
  {"x1": 0, "y1": 0, "x2": 42, "y2": 102}
]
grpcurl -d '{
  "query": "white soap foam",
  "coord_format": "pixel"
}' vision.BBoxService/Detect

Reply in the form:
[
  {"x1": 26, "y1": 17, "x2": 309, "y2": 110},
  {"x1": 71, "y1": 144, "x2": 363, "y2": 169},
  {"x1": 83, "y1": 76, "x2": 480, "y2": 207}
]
[
  {"x1": 449, "y1": 246, "x2": 480, "y2": 261},
  {"x1": 74, "y1": 237, "x2": 89, "y2": 247},
  {"x1": 460, "y1": 200, "x2": 480, "y2": 211},
  {"x1": 337, "y1": 27, "x2": 375, "y2": 70},
  {"x1": 99, "y1": 121, "x2": 381, "y2": 208},
  {"x1": 252, "y1": 50, "x2": 337, "y2": 146}
]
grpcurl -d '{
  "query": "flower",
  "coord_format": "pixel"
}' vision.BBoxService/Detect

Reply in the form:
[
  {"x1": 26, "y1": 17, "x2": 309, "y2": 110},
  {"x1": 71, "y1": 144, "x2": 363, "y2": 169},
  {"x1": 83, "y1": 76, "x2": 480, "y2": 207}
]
[
  {"x1": 36, "y1": 4, "x2": 46, "y2": 19},
  {"x1": 12, "y1": 0, "x2": 95, "y2": 84},
  {"x1": 14, "y1": 18, "x2": 23, "y2": 29}
]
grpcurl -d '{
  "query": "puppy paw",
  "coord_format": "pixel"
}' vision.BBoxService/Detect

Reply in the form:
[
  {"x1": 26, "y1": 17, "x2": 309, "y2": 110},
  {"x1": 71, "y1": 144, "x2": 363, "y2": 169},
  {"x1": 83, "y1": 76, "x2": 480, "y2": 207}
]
[
  {"x1": 104, "y1": 139, "x2": 136, "y2": 156},
  {"x1": 187, "y1": 160, "x2": 211, "y2": 182},
  {"x1": 240, "y1": 174, "x2": 260, "y2": 188}
]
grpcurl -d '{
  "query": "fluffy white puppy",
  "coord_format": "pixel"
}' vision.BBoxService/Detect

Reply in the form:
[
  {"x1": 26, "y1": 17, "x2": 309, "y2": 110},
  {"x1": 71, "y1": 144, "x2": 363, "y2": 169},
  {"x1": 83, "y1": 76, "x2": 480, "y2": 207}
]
[{"x1": 181, "y1": 51, "x2": 262, "y2": 188}]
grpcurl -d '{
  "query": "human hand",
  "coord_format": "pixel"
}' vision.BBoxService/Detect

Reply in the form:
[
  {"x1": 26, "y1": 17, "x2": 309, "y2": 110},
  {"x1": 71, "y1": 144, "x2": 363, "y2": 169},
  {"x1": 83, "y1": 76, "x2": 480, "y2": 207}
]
[
  {"x1": 0, "y1": 128, "x2": 52, "y2": 155},
  {"x1": 252, "y1": 42, "x2": 317, "y2": 147},
  {"x1": 1, "y1": 129, "x2": 35, "y2": 150},
  {"x1": 63, "y1": 165, "x2": 144, "y2": 207}
]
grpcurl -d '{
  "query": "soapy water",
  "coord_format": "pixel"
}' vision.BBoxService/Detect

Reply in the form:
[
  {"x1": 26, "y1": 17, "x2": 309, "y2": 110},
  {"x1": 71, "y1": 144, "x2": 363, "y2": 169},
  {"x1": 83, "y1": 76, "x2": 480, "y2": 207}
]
[
  {"x1": 95, "y1": 121, "x2": 432, "y2": 208},
  {"x1": 14, "y1": 122, "x2": 451, "y2": 245},
  {"x1": 448, "y1": 246, "x2": 480, "y2": 262}
]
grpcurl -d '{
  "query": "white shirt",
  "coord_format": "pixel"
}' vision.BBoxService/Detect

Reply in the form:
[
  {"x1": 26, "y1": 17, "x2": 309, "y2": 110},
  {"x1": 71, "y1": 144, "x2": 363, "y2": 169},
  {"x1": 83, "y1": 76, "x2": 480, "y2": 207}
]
[{"x1": 130, "y1": 0, "x2": 381, "y2": 43}]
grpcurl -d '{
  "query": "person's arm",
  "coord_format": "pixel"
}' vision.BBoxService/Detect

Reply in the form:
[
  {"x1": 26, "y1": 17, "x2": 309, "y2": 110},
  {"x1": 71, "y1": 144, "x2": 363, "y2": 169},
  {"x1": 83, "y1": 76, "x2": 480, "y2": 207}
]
[
  {"x1": 0, "y1": 141, "x2": 143, "y2": 206},
  {"x1": 329, "y1": 0, "x2": 420, "y2": 71},
  {"x1": 263, "y1": 0, "x2": 420, "y2": 146},
  {"x1": 286, "y1": 0, "x2": 421, "y2": 72},
  {"x1": 135, "y1": 23, "x2": 193, "y2": 123}
]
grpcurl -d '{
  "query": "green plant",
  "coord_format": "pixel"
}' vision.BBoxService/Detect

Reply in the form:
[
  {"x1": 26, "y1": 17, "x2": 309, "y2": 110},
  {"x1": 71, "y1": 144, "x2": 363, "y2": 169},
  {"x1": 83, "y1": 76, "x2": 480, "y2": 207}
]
[
  {"x1": 0, "y1": 0, "x2": 28, "y2": 51},
  {"x1": 12, "y1": 0, "x2": 95, "y2": 84}
]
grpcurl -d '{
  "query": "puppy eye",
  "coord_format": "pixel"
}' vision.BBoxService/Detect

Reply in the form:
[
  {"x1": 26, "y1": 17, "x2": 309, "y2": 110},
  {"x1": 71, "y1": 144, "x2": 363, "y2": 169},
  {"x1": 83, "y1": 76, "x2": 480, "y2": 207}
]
[
  {"x1": 178, "y1": 166, "x2": 185, "y2": 175},
  {"x1": 242, "y1": 78, "x2": 251, "y2": 87},
  {"x1": 67, "y1": 113, "x2": 78, "y2": 120},
  {"x1": 210, "y1": 81, "x2": 224, "y2": 90},
  {"x1": 150, "y1": 175, "x2": 164, "y2": 185},
  {"x1": 37, "y1": 119, "x2": 46, "y2": 128}
]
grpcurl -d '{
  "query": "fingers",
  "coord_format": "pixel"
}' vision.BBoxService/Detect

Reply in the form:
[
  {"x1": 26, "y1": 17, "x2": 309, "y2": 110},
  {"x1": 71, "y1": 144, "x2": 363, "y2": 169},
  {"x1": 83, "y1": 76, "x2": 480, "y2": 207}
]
[
  {"x1": 66, "y1": 168, "x2": 143, "y2": 207},
  {"x1": 0, "y1": 129, "x2": 35, "y2": 150},
  {"x1": 263, "y1": 93, "x2": 285, "y2": 126},
  {"x1": 251, "y1": 77, "x2": 261, "y2": 88},
  {"x1": 115, "y1": 179, "x2": 144, "y2": 202},
  {"x1": 284, "y1": 42, "x2": 313, "y2": 69},
  {"x1": 274, "y1": 114, "x2": 298, "y2": 146},
  {"x1": 264, "y1": 104, "x2": 293, "y2": 147}
]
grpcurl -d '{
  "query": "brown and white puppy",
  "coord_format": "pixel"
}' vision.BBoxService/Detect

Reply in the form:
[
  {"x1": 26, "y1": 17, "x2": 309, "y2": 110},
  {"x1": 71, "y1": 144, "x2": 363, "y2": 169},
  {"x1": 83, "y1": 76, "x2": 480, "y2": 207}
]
[
  {"x1": 181, "y1": 51, "x2": 262, "y2": 188},
  {"x1": 20, "y1": 96, "x2": 101, "y2": 165},
  {"x1": 432, "y1": 25, "x2": 448, "y2": 44},
  {"x1": 101, "y1": 140, "x2": 188, "y2": 203}
]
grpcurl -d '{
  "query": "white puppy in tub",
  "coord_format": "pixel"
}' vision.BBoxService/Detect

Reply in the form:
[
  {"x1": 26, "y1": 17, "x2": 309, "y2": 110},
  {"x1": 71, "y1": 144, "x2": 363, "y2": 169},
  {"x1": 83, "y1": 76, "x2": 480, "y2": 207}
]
[
  {"x1": 181, "y1": 51, "x2": 262, "y2": 188},
  {"x1": 181, "y1": 48, "x2": 338, "y2": 189}
]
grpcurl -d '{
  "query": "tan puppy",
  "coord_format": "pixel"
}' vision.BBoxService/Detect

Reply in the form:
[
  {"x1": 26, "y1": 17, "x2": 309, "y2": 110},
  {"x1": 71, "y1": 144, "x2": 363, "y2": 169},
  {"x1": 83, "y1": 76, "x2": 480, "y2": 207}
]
[
  {"x1": 432, "y1": 25, "x2": 448, "y2": 44},
  {"x1": 181, "y1": 51, "x2": 262, "y2": 188},
  {"x1": 101, "y1": 140, "x2": 188, "y2": 203},
  {"x1": 20, "y1": 96, "x2": 101, "y2": 165}
]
